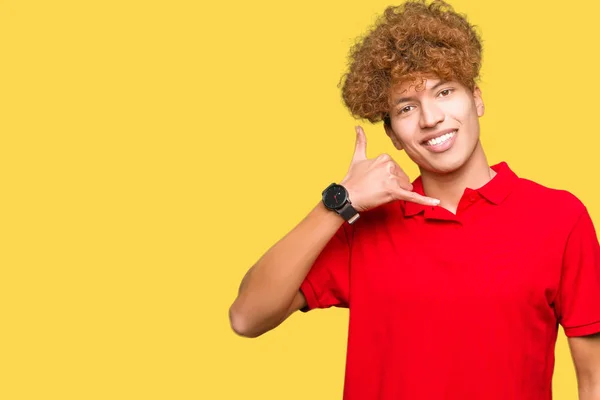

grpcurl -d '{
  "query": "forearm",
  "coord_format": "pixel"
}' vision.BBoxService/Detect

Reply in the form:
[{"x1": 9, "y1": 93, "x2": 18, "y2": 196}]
[{"x1": 229, "y1": 201, "x2": 344, "y2": 337}]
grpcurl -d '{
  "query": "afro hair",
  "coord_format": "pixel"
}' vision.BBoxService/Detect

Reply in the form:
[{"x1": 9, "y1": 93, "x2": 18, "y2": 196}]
[{"x1": 340, "y1": 0, "x2": 483, "y2": 123}]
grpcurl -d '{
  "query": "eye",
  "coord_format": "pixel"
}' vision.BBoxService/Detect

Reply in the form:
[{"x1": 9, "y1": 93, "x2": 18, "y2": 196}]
[
  {"x1": 397, "y1": 105, "x2": 415, "y2": 115},
  {"x1": 439, "y1": 88, "x2": 454, "y2": 97}
]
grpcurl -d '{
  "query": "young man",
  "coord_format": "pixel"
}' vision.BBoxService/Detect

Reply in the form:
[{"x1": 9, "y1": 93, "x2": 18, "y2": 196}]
[{"x1": 229, "y1": 1, "x2": 600, "y2": 399}]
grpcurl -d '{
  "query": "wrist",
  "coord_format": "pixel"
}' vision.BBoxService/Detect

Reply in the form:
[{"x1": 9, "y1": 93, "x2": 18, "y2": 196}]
[
  {"x1": 321, "y1": 182, "x2": 360, "y2": 224},
  {"x1": 338, "y1": 180, "x2": 361, "y2": 211}
]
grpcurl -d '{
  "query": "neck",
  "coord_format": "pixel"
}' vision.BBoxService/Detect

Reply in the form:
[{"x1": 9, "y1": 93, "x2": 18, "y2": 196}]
[{"x1": 420, "y1": 141, "x2": 496, "y2": 214}]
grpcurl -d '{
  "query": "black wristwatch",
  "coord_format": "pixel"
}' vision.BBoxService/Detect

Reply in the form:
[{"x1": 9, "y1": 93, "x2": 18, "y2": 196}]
[{"x1": 322, "y1": 183, "x2": 360, "y2": 224}]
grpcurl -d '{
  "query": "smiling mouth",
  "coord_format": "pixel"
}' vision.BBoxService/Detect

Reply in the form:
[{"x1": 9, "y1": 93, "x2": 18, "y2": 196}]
[{"x1": 422, "y1": 130, "x2": 457, "y2": 147}]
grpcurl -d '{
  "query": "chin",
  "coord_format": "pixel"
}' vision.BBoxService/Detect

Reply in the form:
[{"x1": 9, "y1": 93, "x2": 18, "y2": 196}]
[
  {"x1": 417, "y1": 155, "x2": 470, "y2": 175},
  {"x1": 426, "y1": 163, "x2": 462, "y2": 175}
]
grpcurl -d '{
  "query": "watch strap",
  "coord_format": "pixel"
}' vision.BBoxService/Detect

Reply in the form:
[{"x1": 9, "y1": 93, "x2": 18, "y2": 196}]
[{"x1": 338, "y1": 202, "x2": 360, "y2": 224}]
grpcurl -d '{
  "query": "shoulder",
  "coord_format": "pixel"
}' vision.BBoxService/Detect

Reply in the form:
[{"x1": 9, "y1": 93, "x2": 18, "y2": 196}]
[{"x1": 514, "y1": 175, "x2": 588, "y2": 223}]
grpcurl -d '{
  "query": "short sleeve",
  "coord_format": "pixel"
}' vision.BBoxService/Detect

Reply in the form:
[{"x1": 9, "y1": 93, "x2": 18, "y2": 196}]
[
  {"x1": 556, "y1": 207, "x2": 600, "y2": 337},
  {"x1": 299, "y1": 224, "x2": 351, "y2": 311}
]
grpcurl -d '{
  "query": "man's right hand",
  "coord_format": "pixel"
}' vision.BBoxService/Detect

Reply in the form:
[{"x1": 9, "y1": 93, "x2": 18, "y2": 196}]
[{"x1": 340, "y1": 125, "x2": 440, "y2": 213}]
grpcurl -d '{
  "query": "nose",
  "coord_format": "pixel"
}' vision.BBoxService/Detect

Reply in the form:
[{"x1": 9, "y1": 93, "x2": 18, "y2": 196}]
[{"x1": 419, "y1": 100, "x2": 445, "y2": 129}]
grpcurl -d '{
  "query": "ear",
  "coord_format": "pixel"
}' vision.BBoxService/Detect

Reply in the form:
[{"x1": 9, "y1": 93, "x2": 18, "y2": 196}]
[
  {"x1": 384, "y1": 122, "x2": 404, "y2": 151},
  {"x1": 473, "y1": 85, "x2": 485, "y2": 117}
]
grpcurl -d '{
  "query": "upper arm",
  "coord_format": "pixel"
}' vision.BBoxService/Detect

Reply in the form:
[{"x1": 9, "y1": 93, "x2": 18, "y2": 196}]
[
  {"x1": 568, "y1": 333, "x2": 600, "y2": 391},
  {"x1": 284, "y1": 290, "x2": 307, "y2": 319},
  {"x1": 298, "y1": 224, "x2": 352, "y2": 311},
  {"x1": 556, "y1": 207, "x2": 600, "y2": 337}
]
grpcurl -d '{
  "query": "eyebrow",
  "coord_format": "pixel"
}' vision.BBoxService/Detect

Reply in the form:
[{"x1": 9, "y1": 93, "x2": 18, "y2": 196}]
[{"x1": 393, "y1": 80, "x2": 450, "y2": 105}]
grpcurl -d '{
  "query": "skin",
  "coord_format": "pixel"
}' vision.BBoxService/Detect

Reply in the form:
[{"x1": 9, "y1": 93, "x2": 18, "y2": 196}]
[
  {"x1": 569, "y1": 333, "x2": 600, "y2": 399},
  {"x1": 383, "y1": 75, "x2": 600, "y2": 397},
  {"x1": 383, "y1": 75, "x2": 495, "y2": 214},
  {"x1": 230, "y1": 73, "x2": 600, "y2": 398},
  {"x1": 229, "y1": 125, "x2": 439, "y2": 338}
]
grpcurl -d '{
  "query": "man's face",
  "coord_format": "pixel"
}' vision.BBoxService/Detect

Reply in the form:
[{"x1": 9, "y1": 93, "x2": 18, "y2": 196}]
[{"x1": 384, "y1": 76, "x2": 485, "y2": 174}]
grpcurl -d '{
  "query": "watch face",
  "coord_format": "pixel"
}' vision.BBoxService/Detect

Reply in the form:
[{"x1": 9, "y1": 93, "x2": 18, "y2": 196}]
[{"x1": 323, "y1": 185, "x2": 347, "y2": 209}]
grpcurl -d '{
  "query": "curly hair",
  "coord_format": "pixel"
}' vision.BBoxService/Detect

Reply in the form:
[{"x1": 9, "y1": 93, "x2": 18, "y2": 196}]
[{"x1": 340, "y1": 0, "x2": 483, "y2": 123}]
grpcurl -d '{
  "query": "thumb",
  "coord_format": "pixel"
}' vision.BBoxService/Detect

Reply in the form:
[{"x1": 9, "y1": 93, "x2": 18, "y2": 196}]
[{"x1": 352, "y1": 126, "x2": 367, "y2": 163}]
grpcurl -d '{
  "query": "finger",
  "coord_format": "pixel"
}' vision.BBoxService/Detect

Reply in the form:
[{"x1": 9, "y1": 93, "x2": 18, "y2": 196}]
[
  {"x1": 387, "y1": 162, "x2": 395, "y2": 174},
  {"x1": 376, "y1": 153, "x2": 391, "y2": 163},
  {"x1": 387, "y1": 163, "x2": 413, "y2": 190},
  {"x1": 395, "y1": 187, "x2": 440, "y2": 206},
  {"x1": 396, "y1": 177, "x2": 413, "y2": 191},
  {"x1": 352, "y1": 126, "x2": 367, "y2": 163},
  {"x1": 390, "y1": 175, "x2": 413, "y2": 191},
  {"x1": 393, "y1": 166, "x2": 410, "y2": 182}
]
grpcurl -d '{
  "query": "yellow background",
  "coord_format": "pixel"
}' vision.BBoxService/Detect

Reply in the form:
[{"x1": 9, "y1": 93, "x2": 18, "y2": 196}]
[{"x1": 1, "y1": 0, "x2": 598, "y2": 398}]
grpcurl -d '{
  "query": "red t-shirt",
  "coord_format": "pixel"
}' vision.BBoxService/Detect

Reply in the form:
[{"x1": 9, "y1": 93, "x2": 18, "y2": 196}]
[{"x1": 300, "y1": 162, "x2": 600, "y2": 400}]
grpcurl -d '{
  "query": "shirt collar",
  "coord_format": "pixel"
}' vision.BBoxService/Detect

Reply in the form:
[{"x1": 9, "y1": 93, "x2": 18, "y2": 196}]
[{"x1": 402, "y1": 161, "x2": 518, "y2": 217}]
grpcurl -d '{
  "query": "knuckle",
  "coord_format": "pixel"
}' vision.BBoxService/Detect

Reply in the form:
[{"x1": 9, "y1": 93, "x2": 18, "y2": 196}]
[
  {"x1": 377, "y1": 153, "x2": 391, "y2": 162},
  {"x1": 398, "y1": 182, "x2": 412, "y2": 191},
  {"x1": 386, "y1": 161, "x2": 396, "y2": 174}
]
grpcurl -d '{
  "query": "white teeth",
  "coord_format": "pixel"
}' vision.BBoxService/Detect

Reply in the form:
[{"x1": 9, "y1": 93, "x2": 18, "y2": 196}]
[{"x1": 426, "y1": 130, "x2": 456, "y2": 146}]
